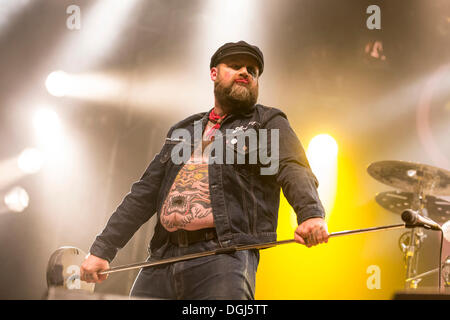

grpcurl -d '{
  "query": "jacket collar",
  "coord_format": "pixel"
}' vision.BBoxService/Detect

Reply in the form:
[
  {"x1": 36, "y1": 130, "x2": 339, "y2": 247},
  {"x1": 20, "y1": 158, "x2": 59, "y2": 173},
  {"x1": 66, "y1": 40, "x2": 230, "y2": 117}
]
[{"x1": 205, "y1": 104, "x2": 257, "y2": 125}]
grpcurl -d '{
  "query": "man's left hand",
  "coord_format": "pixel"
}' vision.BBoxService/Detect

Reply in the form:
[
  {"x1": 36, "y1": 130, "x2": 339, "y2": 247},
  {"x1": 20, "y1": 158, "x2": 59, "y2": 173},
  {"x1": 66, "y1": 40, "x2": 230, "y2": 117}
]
[{"x1": 294, "y1": 217, "x2": 329, "y2": 247}]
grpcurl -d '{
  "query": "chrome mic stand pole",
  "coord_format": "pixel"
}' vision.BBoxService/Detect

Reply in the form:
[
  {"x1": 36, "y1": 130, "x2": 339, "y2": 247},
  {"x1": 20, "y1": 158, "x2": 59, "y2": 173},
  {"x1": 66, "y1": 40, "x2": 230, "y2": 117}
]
[
  {"x1": 404, "y1": 190, "x2": 426, "y2": 289},
  {"x1": 98, "y1": 223, "x2": 406, "y2": 276}
]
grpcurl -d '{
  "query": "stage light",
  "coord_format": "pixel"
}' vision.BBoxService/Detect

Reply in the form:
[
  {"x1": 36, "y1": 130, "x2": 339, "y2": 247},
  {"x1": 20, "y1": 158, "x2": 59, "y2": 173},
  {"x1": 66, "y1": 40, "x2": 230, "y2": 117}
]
[
  {"x1": 195, "y1": 0, "x2": 262, "y2": 87},
  {"x1": 17, "y1": 148, "x2": 44, "y2": 174},
  {"x1": 50, "y1": 0, "x2": 141, "y2": 71},
  {"x1": 306, "y1": 134, "x2": 339, "y2": 218},
  {"x1": 442, "y1": 220, "x2": 450, "y2": 242},
  {"x1": 364, "y1": 40, "x2": 386, "y2": 61},
  {"x1": 416, "y1": 65, "x2": 450, "y2": 169},
  {"x1": 45, "y1": 71, "x2": 70, "y2": 97},
  {"x1": 57, "y1": 72, "x2": 125, "y2": 103},
  {"x1": 202, "y1": 0, "x2": 256, "y2": 42},
  {"x1": 4, "y1": 186, "x2": 29, "y2": 213},
  {"x1": 0, "y1": 0, "x2": 30, "y2": 37},
  {"x1": 288, "y1": 134, "x2": 338, "y2": 228},
  {"x1": 32, "y1": 108, "x2": 62, "y2": 147},
  {"x1": 45, "y1": 70, "x2": 126, "y2": 104},
  {"x1": 307, "y1": 134, "x2": 338, "y2": 159}
]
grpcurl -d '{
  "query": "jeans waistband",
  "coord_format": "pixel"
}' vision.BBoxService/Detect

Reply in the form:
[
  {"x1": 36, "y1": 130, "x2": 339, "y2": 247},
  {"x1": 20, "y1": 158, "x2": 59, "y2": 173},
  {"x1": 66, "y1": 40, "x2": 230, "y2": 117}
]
[{"x1": 168, "y1": 228, "x2": 217, "y2": 248}]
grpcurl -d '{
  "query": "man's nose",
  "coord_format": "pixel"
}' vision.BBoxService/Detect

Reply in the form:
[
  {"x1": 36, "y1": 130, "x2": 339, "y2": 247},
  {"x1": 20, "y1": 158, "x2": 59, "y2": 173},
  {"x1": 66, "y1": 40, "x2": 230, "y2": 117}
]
[{"x1": 238, "y1": 67, "x2": 250, "y2": 77}]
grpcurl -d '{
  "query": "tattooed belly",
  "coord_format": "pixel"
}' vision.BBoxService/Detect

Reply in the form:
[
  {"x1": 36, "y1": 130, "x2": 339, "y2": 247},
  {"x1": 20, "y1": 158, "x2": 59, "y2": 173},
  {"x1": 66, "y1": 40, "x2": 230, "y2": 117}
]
[{"x1": 160, "y1": 163, "x2": 214, "y2": 232}]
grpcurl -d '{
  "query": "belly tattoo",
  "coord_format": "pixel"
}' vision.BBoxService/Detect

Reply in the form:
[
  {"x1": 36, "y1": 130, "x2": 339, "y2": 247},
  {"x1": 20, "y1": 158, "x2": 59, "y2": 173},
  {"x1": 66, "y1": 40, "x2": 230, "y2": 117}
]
[{"x1": 160, "y1": 163, "x2": 214, "y2": 231}]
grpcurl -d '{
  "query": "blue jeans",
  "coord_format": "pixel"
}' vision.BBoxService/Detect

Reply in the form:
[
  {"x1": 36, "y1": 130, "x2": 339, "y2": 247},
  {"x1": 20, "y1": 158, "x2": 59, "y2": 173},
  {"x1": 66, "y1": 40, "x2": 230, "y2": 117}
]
[{"x1": 129, "y1": 239, "x2": 259, "y2": 300}]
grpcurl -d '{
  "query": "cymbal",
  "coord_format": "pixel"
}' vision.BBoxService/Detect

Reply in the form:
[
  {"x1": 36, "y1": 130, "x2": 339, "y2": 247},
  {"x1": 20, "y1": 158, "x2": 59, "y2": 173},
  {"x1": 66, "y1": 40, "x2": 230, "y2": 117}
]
[
  {"x1": 375, "y1": 190, "x2": 450, "y2": 224},
  {"x1": 367, "y1": 160, "x2": 450, "y2": 196}
]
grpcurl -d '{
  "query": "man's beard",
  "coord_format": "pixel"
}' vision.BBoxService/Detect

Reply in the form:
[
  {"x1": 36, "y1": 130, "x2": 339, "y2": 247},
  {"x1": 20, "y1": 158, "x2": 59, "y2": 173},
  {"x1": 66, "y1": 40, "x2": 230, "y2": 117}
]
[{"x1": 214, "y1": 79, "x2": 258, "y2": 114}]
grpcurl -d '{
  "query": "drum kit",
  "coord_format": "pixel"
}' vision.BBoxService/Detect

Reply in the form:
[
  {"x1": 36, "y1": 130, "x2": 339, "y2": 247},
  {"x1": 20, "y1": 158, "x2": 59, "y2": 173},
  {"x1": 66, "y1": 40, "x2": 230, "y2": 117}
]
[
  {"x1": 367, "y1": 160, "x2": 450, "y2": 290},
  {"x1": 45, "y1": 160, "x2": 450, "y2": 297}
]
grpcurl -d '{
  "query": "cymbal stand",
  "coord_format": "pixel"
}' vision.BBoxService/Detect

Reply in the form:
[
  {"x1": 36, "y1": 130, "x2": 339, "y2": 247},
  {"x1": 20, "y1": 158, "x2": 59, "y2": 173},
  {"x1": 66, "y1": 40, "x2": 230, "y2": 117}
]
[
  {"x1": 401, "y1": 227, "x2": 425, "y2": 289},
  {"x1": 402, "y1": 189, "x2": 427, "y2": 289}
]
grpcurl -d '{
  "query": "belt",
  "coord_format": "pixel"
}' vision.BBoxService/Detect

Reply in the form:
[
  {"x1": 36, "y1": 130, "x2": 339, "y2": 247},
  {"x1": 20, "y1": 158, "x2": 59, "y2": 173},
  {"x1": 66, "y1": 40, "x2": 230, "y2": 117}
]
[{"x1": 169, "y1": 228, "x2": 217, "y2": 247}]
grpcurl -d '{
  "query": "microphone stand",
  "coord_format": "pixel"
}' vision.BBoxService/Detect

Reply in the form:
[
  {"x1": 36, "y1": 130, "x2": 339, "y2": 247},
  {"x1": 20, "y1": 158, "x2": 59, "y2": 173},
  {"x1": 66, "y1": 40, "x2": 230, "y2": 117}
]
[
  {"x1": 403, "y1": 226, "x2": 424, "y2": 289},
  {"x1": 403, "y1": 192, "x2": 426, "y2": 289},
  {"x1": 98, "y1": 223, "x2": 406, "y2": 276},
  {"x1": 400, "y1": 195, "x2": 445, "y2": 291},
  {"x1": 405, "y1": 229, "x2": 445, "y2": 292},
  {"x1": 405, "y1": 268, "x2": 439, "y2": 283}
]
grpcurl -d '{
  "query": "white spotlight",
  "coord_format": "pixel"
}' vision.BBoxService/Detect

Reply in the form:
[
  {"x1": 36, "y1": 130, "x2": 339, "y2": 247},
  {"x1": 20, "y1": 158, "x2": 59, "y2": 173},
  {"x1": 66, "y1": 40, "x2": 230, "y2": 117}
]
[
  {"x1": 32, "y1": 108, "x2": 63, "y2": 147},
  {"x1": 306, "y1": 134, "x2": 339, "y2": 219},
  {"x1": 4, "y1": 186, "x2": 29, "y2": 213},
  {"x1": 442, "y1": 220, "x2": 450, "y2": 242},
  {"x1": 18, "y1": 148, "x2": 44, "y2": 174},
  {"x1": 45, "y1": 71, "x2": 70, "y2": 97},
  {"x1": 307, "y1": 134, "x2": 339, "y2": 160}
]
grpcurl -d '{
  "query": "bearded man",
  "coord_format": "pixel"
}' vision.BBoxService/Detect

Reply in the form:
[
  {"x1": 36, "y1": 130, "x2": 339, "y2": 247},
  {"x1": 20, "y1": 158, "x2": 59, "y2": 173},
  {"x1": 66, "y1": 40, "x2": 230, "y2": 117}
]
[{"x1": 80, "y1": 41, "x2": 329, "y2": 300}]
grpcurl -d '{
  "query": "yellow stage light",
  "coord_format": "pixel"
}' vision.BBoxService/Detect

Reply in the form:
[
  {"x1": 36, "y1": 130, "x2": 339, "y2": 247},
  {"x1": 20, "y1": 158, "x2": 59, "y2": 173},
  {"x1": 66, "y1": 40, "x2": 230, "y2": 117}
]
[{"x1": 306, "y1": 134, "x2": 339, "y2": 221}]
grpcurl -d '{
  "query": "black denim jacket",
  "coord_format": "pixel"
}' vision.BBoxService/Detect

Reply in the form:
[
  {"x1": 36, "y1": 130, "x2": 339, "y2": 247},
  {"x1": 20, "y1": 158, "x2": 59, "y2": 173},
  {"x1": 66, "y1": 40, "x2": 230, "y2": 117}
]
[{"x1": 89, "y1": 104, "x2": 325, "y2": 262}]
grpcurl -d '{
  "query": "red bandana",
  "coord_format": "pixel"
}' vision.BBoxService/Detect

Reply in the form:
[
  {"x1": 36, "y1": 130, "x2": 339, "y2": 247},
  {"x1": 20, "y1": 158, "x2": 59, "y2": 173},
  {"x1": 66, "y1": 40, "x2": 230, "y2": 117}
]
[{"x1": 205, "y1": 109, "x2": 227, "y2": 140}]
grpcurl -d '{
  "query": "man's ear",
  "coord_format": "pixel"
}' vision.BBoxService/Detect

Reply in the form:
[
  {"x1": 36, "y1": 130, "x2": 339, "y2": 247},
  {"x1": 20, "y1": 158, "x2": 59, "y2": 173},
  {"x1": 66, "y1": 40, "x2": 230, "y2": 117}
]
[{"x1": 210, "y1": 67, "x2": 218, "y2": 81}]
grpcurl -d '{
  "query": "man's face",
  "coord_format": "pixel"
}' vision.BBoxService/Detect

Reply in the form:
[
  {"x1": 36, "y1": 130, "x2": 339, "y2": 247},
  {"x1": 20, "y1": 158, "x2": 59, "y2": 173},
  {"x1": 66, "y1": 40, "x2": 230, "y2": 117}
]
[{"x1": 211, "y1": 54, "x2": 260, "y2": 113}]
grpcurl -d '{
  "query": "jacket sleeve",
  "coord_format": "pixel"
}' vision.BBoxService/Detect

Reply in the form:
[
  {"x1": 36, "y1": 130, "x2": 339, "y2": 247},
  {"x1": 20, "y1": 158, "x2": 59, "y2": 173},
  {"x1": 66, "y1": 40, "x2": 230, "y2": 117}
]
[
  {"x1": 264, "y1": 112, "x2": 326, "y2": 225},
  {"x1": 88, "y1": 134, "x2": 170, "y2": 263}
]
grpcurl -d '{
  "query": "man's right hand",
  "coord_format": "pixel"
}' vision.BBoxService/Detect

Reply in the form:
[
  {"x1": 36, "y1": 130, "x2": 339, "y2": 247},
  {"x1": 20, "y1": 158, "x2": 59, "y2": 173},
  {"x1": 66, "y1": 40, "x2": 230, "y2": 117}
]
[{"x1": 80, "y1": 253, "x2": 110, "y2": 284}]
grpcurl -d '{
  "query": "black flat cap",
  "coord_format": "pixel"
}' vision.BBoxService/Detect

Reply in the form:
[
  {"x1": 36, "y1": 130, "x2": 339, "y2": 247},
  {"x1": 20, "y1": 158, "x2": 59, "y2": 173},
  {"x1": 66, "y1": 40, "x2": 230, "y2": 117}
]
[{"x1": 210, "y1": 40, "x2": 264, "y2": 75}]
